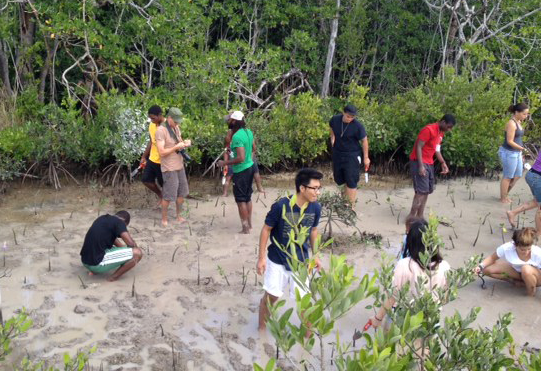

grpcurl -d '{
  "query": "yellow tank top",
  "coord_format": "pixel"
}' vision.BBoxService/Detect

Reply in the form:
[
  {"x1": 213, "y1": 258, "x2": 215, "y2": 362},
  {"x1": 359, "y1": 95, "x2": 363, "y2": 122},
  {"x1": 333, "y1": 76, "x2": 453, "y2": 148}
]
[{"x1": 149, "y1": 122, "x2": 161, "y2": 164}]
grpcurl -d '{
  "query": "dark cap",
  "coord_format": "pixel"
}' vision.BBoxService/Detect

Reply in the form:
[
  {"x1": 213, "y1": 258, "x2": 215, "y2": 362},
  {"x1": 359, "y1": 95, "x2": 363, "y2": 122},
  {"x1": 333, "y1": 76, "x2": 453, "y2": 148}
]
[{"x1": 343, "y1": 104, "x2": 358, "y2": 116}]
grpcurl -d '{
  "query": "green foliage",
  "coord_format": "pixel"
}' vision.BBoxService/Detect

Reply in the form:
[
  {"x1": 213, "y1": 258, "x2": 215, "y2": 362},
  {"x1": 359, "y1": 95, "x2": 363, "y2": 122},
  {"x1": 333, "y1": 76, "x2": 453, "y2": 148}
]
[
  {"x1": 0, "y1": 310, "x2": 32, "y2": 361},
  {"x1": 256, "y1": 212, "x2": 538, "y2": 370},
  {"x1": 0, "y1": 309, "x2": 95, "y2": 370}
]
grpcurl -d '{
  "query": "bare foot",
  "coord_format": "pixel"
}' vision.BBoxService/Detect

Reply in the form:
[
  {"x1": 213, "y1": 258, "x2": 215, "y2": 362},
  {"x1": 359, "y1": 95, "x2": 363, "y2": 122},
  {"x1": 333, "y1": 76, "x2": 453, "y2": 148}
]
[
  {"x1": 176, "y1": 216, "x2": 187, "y2": 223},
  {"x1": 506, "y1": 210, "x2": 516, "y2": 229},
  {"x1": 161, "y1": 219, "x2": 168, "y2": 227},
  {"x1": 501, "y1": 198, "x2": 512, "y2": 204},
  {"x1": 239, "y1": 228, "x2": 250, "y2": 234},
  {"x1": 222, "y1": 192, "x2": 228, "y2": 197},
  {"x1": 107, "y1": 276, "x2": 119, "y2": 282}
]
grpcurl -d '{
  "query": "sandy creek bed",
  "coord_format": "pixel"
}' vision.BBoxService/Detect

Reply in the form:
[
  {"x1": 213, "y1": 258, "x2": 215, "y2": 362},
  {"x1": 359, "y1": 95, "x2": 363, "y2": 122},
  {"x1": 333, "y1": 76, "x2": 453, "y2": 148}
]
[{"x1": 0, "y1": 170, "x2": 539, "y2": 370}]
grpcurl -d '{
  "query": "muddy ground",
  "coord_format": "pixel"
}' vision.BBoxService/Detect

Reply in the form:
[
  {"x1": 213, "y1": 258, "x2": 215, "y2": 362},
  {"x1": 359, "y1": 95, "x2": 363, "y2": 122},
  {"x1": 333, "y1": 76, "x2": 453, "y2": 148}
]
[{"x1": 1, "y1": 169, "x2": 540, "y2": 370}]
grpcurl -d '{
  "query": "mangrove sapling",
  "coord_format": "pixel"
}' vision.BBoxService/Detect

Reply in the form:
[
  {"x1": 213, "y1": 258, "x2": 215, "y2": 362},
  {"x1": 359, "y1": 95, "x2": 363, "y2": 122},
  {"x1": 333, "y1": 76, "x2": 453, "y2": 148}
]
[
  {"x1": 489, "y1": 219, "x2": 494, "y2": 234},
  {"x1": 132, "y1": 276, "x2": 136, "y2": 297},
  {"x1": 196, "y1": 201, "x2": 198, "y2": 209},
  {"x1": 217, "y1": 265, "x2": 230, "y2": 286},
  {"x1": 188, "y1": 220, "x2": 192, "y2": 236},
  {"x1": 160, "y1": 324, "x2": 165, "y2": 336},
  {"x1": 77, "y1": 275, "x2": 88, "y2": 289},
  {"x1": 197, "y1": 241, "x2": 201, "y2": 285},
  {"x1": 171, "y1": 341, "x2": 176, "y2": 371},
  {"x1": 241, "y1": 266, "x2": 250, "y2": 293},
  {"x1": 473, "y1": 224, "x2": 482, "y2": 246},
  {"x1": 171, "y1": 245, "x2": 181, "y2": 263},
  {"x1": 52, "y1": 233, "x2": 59, "y2": 243},
  {"x1": 259, "y1": 198, "x2": 267, "y2": 208},
  {"x1": 2, "y1": 242, "x2": 6, "y2": 267},
  {"x1": 460, "y1": 210, "x2": 463, "y2": 218},
  {"x1": 12, "y1": 229, "x2": 17, "y2": 246},
  {"x1": 70, "y1": 210, "x2": 74, "y2": 219},
  {"x1": 210, "y1": 215, "x2": 215, "y2": 227},
  {"x1": 23, "y1": 225, "x2": 26, "y2": 236},
  {"x1": 482, "y1": 212, "x2": 491, "y2": 225},
  {"x1": 48, "y1": 248, "x2": 51, "y2": 272},
  {"x1": 387, "y1": 196, "x2": 395, "y2": 216},
  {"x1": 222, "y1": 202, "x2": 226, "y2": 217},
  {"x1": 500, "y1": 224, "x2": 506, "y2": 243},
  {"x1": 61, "y1": 219, "x2": 65, "y2": 229},
  {"x1": 372, "y1": 190, "x2": 378, "y2": 199},
  {"x1": 449, "y1": 191, "x2": 456, "y2": 208},
  {"x1": 448, "y1": 235, "x2": 456, "y2": 249},
  {"x1": 215, "y1": 197, "x2": 219, "y2": 207},
  {"x1": 396, "y1": 209, "x2": 402, "y2": 225}
]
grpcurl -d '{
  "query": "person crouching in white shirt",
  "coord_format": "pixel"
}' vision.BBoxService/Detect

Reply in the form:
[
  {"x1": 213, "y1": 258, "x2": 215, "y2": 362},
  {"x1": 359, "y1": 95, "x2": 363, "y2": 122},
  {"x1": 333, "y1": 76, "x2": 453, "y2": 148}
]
[{"x1": 474, "y1": 227, "x2": 541, "y2": 296}]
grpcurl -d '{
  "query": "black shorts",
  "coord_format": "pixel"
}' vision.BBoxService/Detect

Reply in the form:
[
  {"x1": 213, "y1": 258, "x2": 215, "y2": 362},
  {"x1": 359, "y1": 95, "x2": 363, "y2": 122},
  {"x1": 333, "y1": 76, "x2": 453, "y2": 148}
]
[
  {"x1": 410, "y1": 161, "x2": 435, "y2": 194},
  {"x1": 232, "y1": 165, "x2": 255, "y2": 203},
  {"x1": 332, "y1": 153, "x2": 360, "y2": 188},
  {"x1": 141, "y1": 159, "x2": 163, "y2": 187}
]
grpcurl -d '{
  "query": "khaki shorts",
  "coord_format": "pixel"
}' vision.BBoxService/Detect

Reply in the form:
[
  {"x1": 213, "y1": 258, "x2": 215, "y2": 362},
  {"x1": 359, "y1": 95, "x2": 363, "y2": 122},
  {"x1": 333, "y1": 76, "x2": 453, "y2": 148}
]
[{"x1": 162, "y1": 169, "x2": 189, "y2": 201}]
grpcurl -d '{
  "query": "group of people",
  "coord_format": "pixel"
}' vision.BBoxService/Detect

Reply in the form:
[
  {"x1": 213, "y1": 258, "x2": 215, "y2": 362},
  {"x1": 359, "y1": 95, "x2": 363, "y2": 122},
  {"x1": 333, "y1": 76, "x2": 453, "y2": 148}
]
[{"x1": 78, "y1": 104, "x2": 541, "y2": 333}]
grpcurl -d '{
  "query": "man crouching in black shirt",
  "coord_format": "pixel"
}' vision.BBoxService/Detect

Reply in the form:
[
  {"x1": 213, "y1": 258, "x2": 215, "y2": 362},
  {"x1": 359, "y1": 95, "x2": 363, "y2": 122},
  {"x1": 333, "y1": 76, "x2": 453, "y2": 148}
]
[{"x1": 80, "y1": 211, "x2": 143, "y2": 282}]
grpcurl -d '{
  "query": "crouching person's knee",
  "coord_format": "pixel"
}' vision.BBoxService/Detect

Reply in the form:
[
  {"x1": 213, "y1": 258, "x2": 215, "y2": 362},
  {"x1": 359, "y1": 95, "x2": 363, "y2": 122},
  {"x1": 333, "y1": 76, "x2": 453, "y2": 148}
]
[
  {"x1": 521, "y1": 264, "x2": 536, "y2": 277},
  {"x1": 133, "y1": 247, "x2": 143, "y2": 262}
]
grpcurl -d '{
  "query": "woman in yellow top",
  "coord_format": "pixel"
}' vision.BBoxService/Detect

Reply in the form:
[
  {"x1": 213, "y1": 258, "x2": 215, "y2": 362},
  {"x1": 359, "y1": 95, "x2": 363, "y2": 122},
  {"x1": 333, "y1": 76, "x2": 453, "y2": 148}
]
[{"x1": 140, "y1": 105, "x2": 165, "y2": 206}]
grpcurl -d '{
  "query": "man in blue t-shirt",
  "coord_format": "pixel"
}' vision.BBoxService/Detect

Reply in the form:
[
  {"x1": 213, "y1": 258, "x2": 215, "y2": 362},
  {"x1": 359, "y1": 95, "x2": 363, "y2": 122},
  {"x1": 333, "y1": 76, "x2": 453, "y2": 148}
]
[
  {"x1": 329, "y1": 104, "x2": 370, "y2": 206},
  {"x1": 256, "y1": 168, "x2": 323, "y2": 331}
]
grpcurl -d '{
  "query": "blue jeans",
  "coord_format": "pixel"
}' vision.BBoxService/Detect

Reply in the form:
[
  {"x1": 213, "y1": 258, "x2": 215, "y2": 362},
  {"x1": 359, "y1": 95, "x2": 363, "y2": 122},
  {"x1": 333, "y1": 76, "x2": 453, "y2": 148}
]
[
  {"x1": 526, "y1": 171, "x2": 541, "y2": 203},
  {"x1": 498, "y1": 147, "x2": 523, "y2": 179}
]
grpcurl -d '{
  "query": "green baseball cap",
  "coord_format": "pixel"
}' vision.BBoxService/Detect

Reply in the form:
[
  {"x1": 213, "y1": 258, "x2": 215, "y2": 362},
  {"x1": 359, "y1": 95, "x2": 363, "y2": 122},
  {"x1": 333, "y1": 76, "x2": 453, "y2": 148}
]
[{"x1": 167, "y1": 107, "x2": 184, "y2": 123}]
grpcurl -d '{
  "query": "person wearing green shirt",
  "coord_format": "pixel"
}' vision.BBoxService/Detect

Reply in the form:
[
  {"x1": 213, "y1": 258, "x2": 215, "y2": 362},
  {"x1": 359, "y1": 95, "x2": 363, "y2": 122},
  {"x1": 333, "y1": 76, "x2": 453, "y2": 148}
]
[{"x1": 217, "y1": 111, "x2": 256, "y2": 234}]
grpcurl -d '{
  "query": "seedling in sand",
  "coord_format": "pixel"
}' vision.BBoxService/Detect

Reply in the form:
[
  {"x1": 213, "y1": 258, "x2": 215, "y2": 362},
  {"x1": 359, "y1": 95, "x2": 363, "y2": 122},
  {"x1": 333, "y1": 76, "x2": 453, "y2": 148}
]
[
  {"x1": 482, "y1": 212, "x2": 490, "y2": 225},
  {"x1": 499, "y1": 223, "x2": 506, "y2": 243},
  {"x1": 61, "y1": 219, "x2": 65, "y2": 229},
  {"x1": 448, "y1": 235, "x2": 456, "y2": 249},
  {"x1": 197, "y1": 241, "x2": 201, "y2": 285},
  {"x1": 215, "y1": 197, "x2": 220, "y2": 207},
  {"x1": 52, "y1": 233, "x2": 60, "y2": 243},
  {"x1": 217, "y1": 265, "x2": 230, "y2": 286},
  {"x1": 472, "y1": 224, "x2": 481, "y2": 246},
  {"x1": 241, "y1": 266, "x2": 250, "y2": 293},
  {"x1": 171, "y1": 245, "x2": 181, "y2": 263},
  {"x1": 132, "y1": 276, "x2": 136, "y2": 297},
  {"x1": 12, "y1": 229, "x2": 17, "y2": 246},
  {"x1": 78, "y1": 275, "x2": 88, "y2": 289},
  {"x1": 2, "y1": 242, "x2": 7, "y2": 267}
]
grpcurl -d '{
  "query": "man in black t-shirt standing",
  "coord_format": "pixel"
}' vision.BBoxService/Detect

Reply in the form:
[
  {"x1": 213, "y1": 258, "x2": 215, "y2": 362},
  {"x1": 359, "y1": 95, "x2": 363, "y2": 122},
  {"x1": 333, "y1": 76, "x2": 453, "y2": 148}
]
[
  {"x1": 329, "y1": 104, "x2": 370, "y2": 206},
  {"x1": 80, "y1": 211, "x2": 143, "y2": 282}
]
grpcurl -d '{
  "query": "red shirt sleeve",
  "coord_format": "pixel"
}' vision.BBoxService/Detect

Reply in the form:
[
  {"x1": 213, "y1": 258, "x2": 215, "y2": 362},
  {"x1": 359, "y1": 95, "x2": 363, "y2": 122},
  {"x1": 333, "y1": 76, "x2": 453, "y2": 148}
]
[{"x1": 417, "y1": 125, "x2": 434, "y2": 143}]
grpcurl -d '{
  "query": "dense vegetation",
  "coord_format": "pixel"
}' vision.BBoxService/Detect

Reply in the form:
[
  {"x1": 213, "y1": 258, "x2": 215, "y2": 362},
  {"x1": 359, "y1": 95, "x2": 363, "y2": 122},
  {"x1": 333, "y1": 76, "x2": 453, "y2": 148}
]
[{"x1": 0, "y1": 0, "x2": 540, "y2": 184}]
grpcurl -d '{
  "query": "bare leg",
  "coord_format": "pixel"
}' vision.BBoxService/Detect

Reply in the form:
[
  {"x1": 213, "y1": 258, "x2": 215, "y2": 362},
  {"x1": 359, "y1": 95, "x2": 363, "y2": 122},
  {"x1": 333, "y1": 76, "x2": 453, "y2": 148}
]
[
  {"x1": 254, "y1": 172, "x2": 265, "y2": 194},
  {"x1": 258, "y1": 292, "x2": 279, "y2": 331},
  {"x1": 222, "y1": 176, "x2": 233, "y2": 197},
  {"x1": 508, "y1": 176, "x2": 521, "y2": 194},
  {"x1": 344, "y1": 187, "x2": 357, "y2": 207},
  {"x1": 143, "y1": 182, "x2": 162, "y2": 199},
  {"x1": 483, "y1": 259, "x2": 522, "y2": 282},
  {"x1": 161, "y1": 199, "x2": 170, "y2": 226},
  {"x1": 520, "y1": 265, "x2": 541, "y2": 296},
  {"x1": 247, "y1": 201, "x2": 253, "y2": 230},
  {"x1": 406, "y1": 193, "x2": 429, "y2": 225},
  {"x1": 500, "y1": 178, "x2": 513, "y2": 203},
  {"x1": 237, "y1": 202, "x2": 250, "y2": 234},
  {"x1": 507, "y1": 199, "x2": 538, "y2": 228},
  {"x1": 108, "y1": 248, "x2": 143, "y2": 282},
  {"x1": 536, "y1": 207, "x2": 541, "y2": 237},
  {"x1": 175, "y1": 196, "x2": 186, "y2": 222}
]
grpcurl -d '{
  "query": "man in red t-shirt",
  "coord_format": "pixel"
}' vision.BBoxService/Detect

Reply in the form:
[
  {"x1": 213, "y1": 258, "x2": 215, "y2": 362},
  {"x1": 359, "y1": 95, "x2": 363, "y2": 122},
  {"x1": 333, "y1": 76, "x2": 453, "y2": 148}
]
[{"x1": 406, "y1": 114, "x2": 456, "y2": 224}]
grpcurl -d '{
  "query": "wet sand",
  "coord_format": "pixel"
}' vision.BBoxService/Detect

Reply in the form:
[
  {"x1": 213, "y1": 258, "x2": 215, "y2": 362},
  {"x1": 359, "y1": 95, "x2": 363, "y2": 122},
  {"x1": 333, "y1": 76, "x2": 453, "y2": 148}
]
[{"x1": 1, "y1": 171, "x2": 540, "y2": 369}]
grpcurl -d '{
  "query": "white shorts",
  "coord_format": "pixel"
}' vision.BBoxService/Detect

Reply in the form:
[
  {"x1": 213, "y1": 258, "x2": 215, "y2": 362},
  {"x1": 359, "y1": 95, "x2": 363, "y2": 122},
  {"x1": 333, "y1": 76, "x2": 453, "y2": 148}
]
[{"x1": 263, "y1": 258, "x2": 308, "y2": 299}]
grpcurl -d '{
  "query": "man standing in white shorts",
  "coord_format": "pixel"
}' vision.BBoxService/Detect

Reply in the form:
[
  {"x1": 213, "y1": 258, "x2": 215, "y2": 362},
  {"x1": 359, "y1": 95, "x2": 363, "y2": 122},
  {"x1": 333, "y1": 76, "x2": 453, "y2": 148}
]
[{"x1": 256, "y1": 168, "x2": 323, "y2": 331}]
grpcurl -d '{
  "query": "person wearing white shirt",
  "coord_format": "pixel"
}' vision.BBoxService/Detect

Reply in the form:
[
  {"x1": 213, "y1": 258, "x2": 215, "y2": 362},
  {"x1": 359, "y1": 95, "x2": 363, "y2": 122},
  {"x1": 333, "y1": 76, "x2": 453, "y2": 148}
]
[{"x1": 474, "y1": 227, "x2": 541, "y2": 296}]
